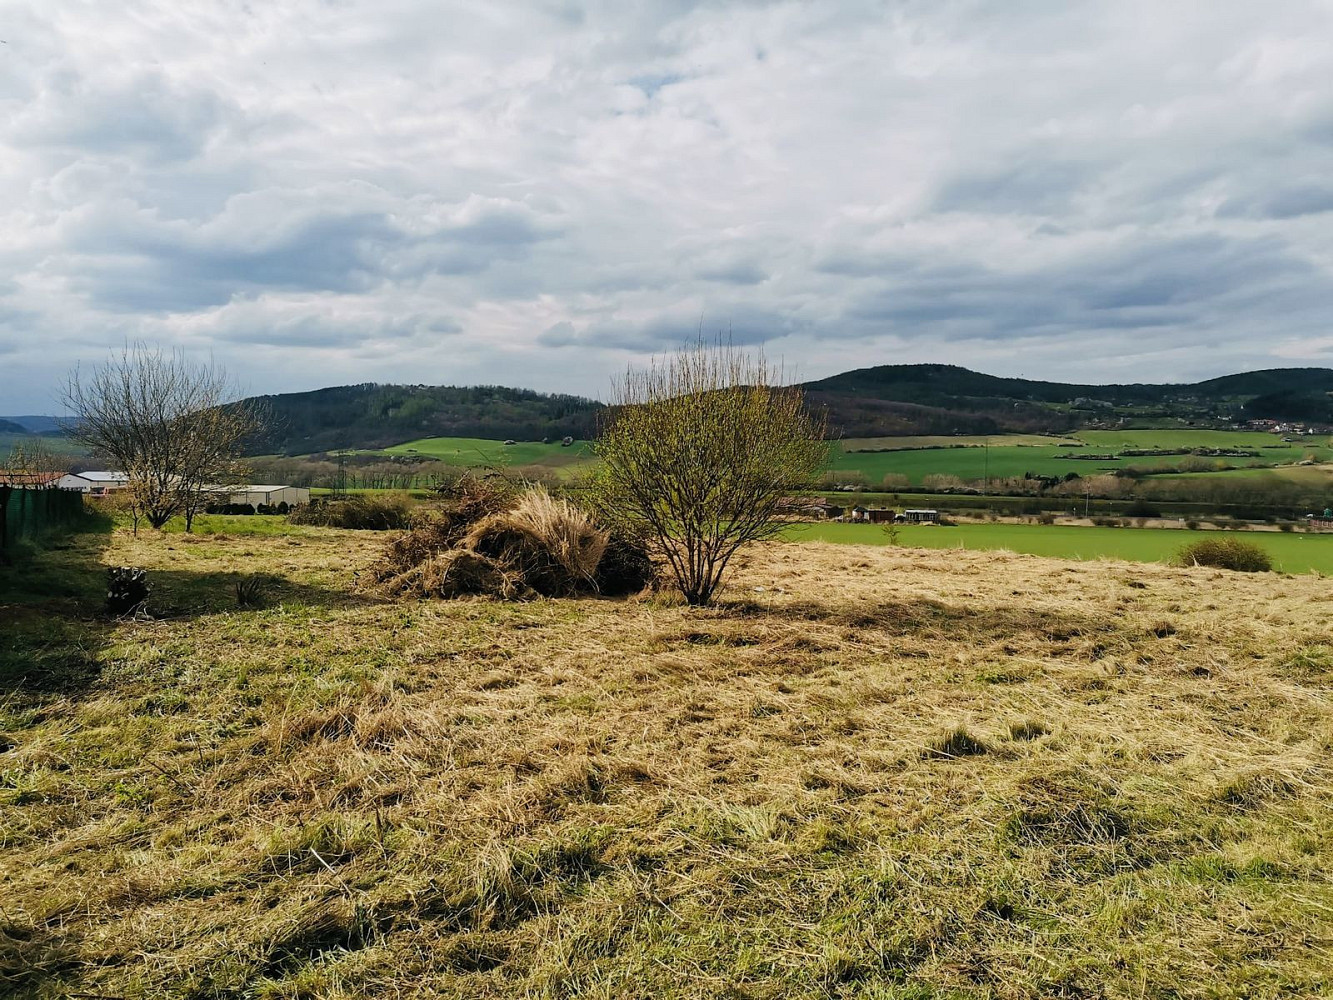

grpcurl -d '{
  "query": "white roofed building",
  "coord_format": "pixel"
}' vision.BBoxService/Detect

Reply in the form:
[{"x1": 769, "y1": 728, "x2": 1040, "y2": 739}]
[
  {"x1": 57, "y1": 471, "x2": 130, "y2": 494},
  {"x1": 227, "y1": 485, "x2": 310, "y2": 507}
]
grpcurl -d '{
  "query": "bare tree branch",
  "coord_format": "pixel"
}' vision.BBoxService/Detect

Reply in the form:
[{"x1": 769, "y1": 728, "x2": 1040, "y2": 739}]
[{"x1": 62, "y1": 344, "x2": 264, "y2": 532}]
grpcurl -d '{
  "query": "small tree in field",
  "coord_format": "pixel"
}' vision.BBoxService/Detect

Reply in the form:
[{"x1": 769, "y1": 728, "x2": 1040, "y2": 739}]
[
  {"x1": 591, "y1": 344, "x2": 827, "y2": 606},
  {"x1": 63, "y1": 344, "x2": 261, "y2": 532}
]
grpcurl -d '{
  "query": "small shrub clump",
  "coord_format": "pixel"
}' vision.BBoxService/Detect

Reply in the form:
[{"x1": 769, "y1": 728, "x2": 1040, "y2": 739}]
[
  {"x1": 289, "y1": 495, "x2": 413, "y2": 530},
  {"x1": 1173, "y1": 537, "x2": 1271, "y2": 573}
]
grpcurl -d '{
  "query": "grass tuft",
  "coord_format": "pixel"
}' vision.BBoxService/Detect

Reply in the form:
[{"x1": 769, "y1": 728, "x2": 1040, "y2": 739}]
[
  {"x1": 1008, "y1": 720, "x2": 1050, "y2": 741},
  {"x1": 924, "y1": 726, "x2": 989, "y2": 759}
]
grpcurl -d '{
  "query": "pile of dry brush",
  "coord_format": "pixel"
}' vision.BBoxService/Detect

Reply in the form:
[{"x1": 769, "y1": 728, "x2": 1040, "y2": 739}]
[{"x1": 368, "y1": 478, "x2": 655, "y2": 600}]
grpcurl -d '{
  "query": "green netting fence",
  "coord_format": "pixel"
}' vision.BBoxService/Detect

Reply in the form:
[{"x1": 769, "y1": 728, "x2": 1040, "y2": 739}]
[{"x1": 1, "y1": 488, "x2": 87, "y2": 550}]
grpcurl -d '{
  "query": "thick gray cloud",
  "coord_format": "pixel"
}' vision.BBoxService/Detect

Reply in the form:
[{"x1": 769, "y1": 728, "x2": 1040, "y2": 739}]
[{"x1": 1, "y1": 0, "x2": 1332, "y2": 411}]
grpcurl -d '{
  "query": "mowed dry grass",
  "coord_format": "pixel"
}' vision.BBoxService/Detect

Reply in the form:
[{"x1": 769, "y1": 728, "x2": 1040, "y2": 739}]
[{"x1": 3, "y1": 522, "x2": 1333, "y2": 999}]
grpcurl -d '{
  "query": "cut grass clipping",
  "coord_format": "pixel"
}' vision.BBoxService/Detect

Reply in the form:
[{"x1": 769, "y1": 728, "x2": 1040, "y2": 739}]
[
  {"x1": 4, "y1": 525, "x2": 1333, "y2": 998},
  {"x1": 1173, "y1": 535, "x2": 1272, "y2": 572}
]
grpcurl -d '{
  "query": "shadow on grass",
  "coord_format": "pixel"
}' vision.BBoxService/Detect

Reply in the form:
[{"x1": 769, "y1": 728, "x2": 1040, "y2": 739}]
[
  {"x1": 142, "y1": 568, "x2": 388, "y2": 619},
  {"x1": 1, "y1": 509, "x2": 118, "y2": 701}
]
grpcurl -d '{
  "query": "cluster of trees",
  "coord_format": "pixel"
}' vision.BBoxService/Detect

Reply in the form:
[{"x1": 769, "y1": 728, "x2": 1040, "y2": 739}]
[
  {"x1": 245, "y1": 454, "x2": 572, "y2": 492},
  {"x1": 64, "y1": 346, "x2": 263, "y2": 532}
]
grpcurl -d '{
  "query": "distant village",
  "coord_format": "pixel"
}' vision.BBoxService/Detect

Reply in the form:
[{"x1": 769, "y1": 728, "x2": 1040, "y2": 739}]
[{"x1": 4, "y1": 468, "x2": 309, "y2": 512}]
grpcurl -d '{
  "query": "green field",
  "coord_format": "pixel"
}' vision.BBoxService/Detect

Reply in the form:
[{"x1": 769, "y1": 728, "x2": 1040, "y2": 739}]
[
  {"x1": 838, "y1": 433, "x2": 1080, "y2": 450},
  {"x1": 0, "y1": 432, "x2": 88, "y2": 458},
  {"x1": 789, "y1": 520, "x2": 1333, "y2": 574},
  {"x1": 1155, "y1": 464, "x2": 1333, "y2": 485},
  {"x1": 380, "y1": 436, "x2": 594, "y2": 472},
  {"x1": 833, "y1": 430, "x2": 1333, "y2": 486},
  {"x1": 356, "y1": 429, "x2": 1333, "y2": 495}
]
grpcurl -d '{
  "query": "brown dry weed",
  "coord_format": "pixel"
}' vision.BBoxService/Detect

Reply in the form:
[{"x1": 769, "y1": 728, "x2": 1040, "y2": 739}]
[{"x1": 2, "y1": 523, "x2": 1332, "y2": 998}]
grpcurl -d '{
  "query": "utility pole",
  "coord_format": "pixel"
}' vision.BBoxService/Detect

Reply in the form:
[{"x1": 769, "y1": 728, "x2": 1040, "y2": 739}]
[{"x1": 983, "y1": 437, "x2": 989, "y2": 495}]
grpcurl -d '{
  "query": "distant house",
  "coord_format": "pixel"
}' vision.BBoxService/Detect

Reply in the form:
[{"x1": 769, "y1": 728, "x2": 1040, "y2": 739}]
[
  {"x1": 777, "y1": 497, "x2": 842, "y2": 519},
  {"x1": 227, "y1": 485, "x2": 311, "y2": 508},
  {"x1": 899, "y1": 509, "x2": 939, "y2": 523},
  {"x1": 867, "y1": 509, "x2": 895, "y2": 523},
  {"x1": 57, "y1": 471, "x2": 129, "y2": 494}
]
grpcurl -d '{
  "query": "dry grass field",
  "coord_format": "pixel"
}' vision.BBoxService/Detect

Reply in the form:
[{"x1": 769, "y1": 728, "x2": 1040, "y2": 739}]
[{"x1": 3, "y1": 520, "x2": 1333, "y2": 998}]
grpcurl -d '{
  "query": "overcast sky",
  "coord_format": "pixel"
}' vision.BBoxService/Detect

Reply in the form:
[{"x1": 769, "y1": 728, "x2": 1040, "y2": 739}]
[{"x1": 2, "y1": 1, "x2": 1332, "y2": 411}]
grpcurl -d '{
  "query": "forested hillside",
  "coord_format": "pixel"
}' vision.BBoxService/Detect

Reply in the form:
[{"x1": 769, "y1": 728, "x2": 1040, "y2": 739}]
[
  {"x1": 804, "y1": 364, "x2": 1333, "y2": 437},
  {"x1": 243, "y1": 384, "x2": 603, "y2": 454},
  {"x1": 230, "y1": 366, "x2": 1333, "y2": 454}
]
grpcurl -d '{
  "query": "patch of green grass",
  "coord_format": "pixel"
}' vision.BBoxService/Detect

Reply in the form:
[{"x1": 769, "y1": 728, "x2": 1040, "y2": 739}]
[
  {"x1": 787, "y1": 520, "x2": 1333, "y2": 574},
  {"x1": 160, "y1": 514, "x2": 307, "y2": 536},
  {"x1": 0, "y1": 432, "x2": 89, "y2": 457}
]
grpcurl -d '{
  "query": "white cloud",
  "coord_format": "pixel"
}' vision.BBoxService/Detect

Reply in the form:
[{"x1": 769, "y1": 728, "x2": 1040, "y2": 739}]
[{"x1": 1, "y1": 0, "x2": 1332, "y2": 411}]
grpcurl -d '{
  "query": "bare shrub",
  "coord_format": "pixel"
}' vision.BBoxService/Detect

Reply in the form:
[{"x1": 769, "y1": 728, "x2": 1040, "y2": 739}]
[{"x1": 591, "y1": 343, "x2": 826, "y2": 606}]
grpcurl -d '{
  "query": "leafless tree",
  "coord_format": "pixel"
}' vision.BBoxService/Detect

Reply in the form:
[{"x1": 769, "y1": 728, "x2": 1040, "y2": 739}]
[
  {"x1": 591, "y1": 342, "x2": 827, "y2": 605},
  {"x1": 63, "y1": 344, "x2": 262, "y2": 532}
]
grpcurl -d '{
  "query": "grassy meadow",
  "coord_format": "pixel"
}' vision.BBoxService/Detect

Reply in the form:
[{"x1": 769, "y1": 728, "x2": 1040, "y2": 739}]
[
  {"x1": 3, "y1": 516, "x2": 1333, "y2": 997},
  {"x1": 791, "y1": 521, "x2": 1333, "y2": 575},
  {"x1": 831, "y1": 430, "x2": 1333, "y2": 486}
]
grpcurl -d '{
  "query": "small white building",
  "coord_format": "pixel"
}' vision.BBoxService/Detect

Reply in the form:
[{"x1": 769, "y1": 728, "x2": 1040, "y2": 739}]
[
  {"x1": 227, "y1": 485, "x2": 310, "y2": 508},
  {"x1": 57, "y1": 471, "x2": 130, "y2": 494}
]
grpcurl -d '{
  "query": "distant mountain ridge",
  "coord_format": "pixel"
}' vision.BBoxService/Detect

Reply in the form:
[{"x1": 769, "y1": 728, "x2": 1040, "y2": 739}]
[
  {"x1": 230, "y1": 365, "x2": 1333, "y2": 454},
  {"x1": 0, "y1": 415, "x2": 64, "y2": 434},
  {"x1": 801, "y1": 364, "x2": 1333, "y2": 437}
]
